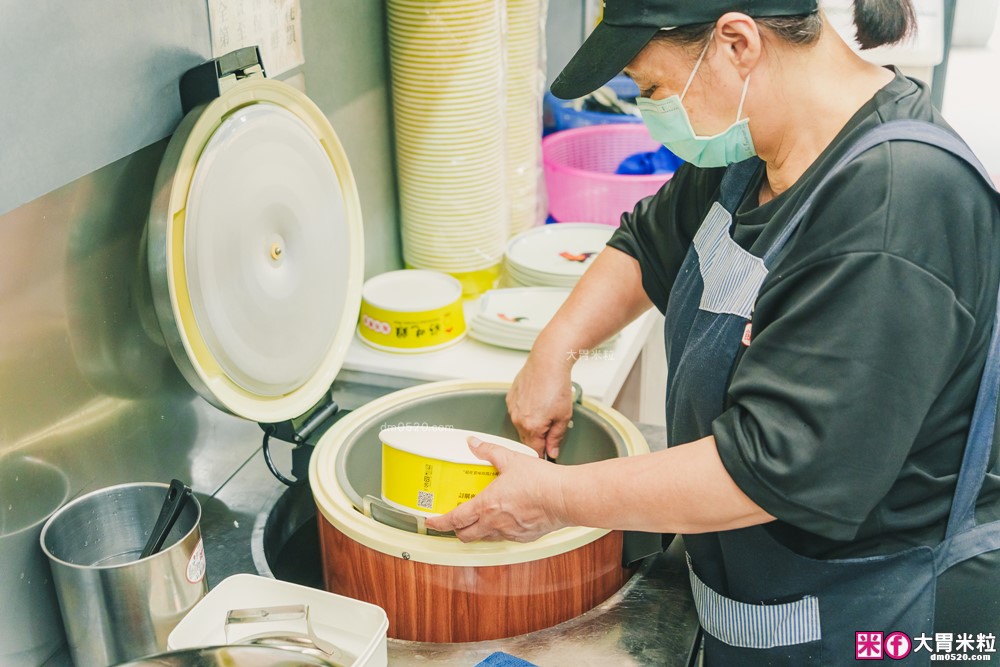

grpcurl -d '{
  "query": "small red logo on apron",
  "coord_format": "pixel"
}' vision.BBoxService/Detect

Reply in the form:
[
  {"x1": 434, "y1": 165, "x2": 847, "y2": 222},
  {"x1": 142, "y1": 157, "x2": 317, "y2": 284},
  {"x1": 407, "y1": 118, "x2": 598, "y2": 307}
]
[{"x1": 741, "y1": 321, "x2": 752, "y2": 347}]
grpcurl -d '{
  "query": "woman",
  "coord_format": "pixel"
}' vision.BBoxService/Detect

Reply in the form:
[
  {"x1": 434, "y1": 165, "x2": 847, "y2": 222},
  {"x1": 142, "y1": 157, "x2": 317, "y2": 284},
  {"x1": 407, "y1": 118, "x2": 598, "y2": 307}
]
[{"x1": 427, "y1": 1, "x2": 1000, "y2": 663}]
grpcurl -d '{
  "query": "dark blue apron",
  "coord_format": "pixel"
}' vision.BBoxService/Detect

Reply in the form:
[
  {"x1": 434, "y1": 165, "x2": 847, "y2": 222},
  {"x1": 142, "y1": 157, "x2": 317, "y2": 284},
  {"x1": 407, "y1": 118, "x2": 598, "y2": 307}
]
[{"x1": 664, "y1": 120, "x2": 1000, "y2": 666}]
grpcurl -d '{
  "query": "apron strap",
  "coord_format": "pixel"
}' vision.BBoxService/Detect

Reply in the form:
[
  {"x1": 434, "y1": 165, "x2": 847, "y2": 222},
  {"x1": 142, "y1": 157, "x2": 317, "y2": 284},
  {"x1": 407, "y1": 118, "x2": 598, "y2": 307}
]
[
  {"x1": 717, "y1": 157, "x2": 762, "y2": 215},
  {"x1": 948, "y1": 275, "x2": 1000, "y2": 536},
  {"x1": 756, "y1": 119, "x2": 1000, "y2": 540},
  {"x1": 762, "y1": 120, "x2": 996, "y2": 267}
]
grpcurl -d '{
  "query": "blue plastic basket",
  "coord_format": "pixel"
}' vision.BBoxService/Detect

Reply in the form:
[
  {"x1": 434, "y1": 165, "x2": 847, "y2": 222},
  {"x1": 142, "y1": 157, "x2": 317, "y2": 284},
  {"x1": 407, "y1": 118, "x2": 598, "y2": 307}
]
[{"x1": 543, "y1": 75, "x2": 642, "y2": 136}]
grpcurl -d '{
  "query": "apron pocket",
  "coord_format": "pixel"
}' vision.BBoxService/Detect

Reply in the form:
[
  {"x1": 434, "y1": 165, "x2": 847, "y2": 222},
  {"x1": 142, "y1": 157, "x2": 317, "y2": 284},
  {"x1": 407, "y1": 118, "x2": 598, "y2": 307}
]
[{"x1": 687, "y1": 553, "x2": 821, "y2": 649}]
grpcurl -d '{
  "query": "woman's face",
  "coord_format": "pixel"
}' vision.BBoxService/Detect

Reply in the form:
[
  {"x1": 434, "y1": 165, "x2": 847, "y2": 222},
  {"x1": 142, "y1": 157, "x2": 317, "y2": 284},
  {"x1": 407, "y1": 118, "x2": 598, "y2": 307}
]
[{"x1": 625, "y1": 33, "x2": 753, "y2": 137}]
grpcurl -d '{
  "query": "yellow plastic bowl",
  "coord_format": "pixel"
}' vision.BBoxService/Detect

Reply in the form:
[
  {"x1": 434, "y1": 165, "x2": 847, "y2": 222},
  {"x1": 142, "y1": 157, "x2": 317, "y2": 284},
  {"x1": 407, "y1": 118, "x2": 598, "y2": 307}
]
[
  {"x1": 403, "y1": 262, "x2": 501, "y2": 299},
  {"x1": 380, "y1": 426, "x2": 538, "y2": 516},
  {"x1": 357, "y1": 270, "x2": 465, "y2": 353}
]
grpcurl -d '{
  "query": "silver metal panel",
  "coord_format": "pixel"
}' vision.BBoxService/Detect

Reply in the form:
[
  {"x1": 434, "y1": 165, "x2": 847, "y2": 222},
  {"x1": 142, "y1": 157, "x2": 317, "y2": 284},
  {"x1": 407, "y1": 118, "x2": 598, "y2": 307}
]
[
  {"x1": 1, "y1": 2, "x2": 400, "y2": 660},
  {"x1": 0, "y1": 135, "x2": 266, "y2": 665},
  {"x1": 0, "y1": 0, "x2": 213, "y2": 216}
]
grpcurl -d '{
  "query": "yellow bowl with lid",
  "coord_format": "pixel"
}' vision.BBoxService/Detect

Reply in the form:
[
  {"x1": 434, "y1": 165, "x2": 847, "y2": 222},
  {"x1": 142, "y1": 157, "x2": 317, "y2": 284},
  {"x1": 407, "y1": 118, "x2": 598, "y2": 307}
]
[
  {"x1": 380, "y1": 426, "x2": 538, "y2": 516},
  {"x1": 357, "y1": 270, "x2": 466, "y2": 353}
]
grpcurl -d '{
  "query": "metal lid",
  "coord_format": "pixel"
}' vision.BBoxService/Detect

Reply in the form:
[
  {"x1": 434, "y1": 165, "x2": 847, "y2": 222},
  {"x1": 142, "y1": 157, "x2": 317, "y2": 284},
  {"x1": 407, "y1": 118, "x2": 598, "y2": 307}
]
[
  {"x1": 147, "y1": 78, "x2": 364, "y2": 423},
  {"x1": 114, "y1": 645, "x2": 337, "y2": 667}
]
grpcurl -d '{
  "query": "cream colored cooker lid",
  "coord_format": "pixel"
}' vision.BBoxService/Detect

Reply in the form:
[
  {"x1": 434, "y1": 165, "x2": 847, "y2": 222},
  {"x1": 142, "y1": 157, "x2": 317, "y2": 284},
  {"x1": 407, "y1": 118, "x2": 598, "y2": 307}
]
[{"x1": 147, "y1": 78, "x2": 364, "y2": 423}]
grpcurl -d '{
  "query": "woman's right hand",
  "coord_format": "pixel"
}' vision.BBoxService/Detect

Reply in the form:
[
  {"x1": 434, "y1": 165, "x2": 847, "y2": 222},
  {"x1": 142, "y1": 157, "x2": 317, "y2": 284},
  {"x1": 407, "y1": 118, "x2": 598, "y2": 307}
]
[
  {"x1": 504, "y1": 247, "x2": 653, "y2": 459},
  {"x1": 507, "y1": 350, "x2": 575, "y2": 459}
]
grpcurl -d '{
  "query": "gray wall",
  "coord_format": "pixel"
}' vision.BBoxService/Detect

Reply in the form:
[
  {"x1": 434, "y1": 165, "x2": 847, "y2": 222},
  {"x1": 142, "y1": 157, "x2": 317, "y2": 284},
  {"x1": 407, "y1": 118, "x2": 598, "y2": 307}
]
[
  {"x1": 546, "y1": 0, "x2": 589, "y2": 84},
  {"x1": 0, "y1": 2, "x2": 398, "y2": 663}
]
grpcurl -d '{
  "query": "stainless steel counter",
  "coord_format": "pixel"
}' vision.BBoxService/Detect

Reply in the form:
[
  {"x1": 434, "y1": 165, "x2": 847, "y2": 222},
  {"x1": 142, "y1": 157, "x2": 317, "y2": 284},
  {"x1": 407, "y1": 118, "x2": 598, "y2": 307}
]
[{"x1": 46, "y1": 374, "x2": 700, "y2": 667}]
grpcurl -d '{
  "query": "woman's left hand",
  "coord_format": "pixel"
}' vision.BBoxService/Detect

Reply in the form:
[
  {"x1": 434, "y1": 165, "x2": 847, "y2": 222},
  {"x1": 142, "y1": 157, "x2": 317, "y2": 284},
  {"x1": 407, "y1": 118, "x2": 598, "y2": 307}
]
[{"x1": 424, "y1": 436, "x2": 570, "y2": 543}]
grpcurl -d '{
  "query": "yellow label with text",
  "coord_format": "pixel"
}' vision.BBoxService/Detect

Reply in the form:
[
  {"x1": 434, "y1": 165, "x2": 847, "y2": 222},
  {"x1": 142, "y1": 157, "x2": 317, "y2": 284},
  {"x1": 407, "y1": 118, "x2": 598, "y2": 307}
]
[
  {"x1": 381, "y1": 443, "x2": 498, "y2": 514},
  {"x1": 359, "y1": 300, "x2": 465, "y2": 349}
]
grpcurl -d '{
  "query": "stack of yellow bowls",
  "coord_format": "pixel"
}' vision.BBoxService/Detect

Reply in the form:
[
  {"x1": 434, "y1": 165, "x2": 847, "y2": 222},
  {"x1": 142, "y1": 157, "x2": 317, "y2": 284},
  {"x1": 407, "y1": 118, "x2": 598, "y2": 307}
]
[
  {"x1": 506, "y1": 0, "x2": 546, "y2": 237},
  {"x1": 387, "y1": 0, "x2": 509, "y2": 296}
]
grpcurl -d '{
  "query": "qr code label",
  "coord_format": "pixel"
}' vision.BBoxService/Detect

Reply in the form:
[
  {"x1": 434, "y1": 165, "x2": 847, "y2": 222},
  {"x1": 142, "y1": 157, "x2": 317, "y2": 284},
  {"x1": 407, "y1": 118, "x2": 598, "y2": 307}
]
[{"x1": 417, "y1": 490, "x2": 434, "y2": 510}]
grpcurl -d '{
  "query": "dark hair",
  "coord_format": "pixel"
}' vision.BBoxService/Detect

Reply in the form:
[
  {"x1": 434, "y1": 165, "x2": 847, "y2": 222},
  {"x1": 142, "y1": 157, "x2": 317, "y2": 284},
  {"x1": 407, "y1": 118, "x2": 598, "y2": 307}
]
[
  {"x1": 853, "y1": 0, "x2": 916, "y2": 49},
  {"x1": 651, "y1": 1, "x2": 915, "y2": 53}
]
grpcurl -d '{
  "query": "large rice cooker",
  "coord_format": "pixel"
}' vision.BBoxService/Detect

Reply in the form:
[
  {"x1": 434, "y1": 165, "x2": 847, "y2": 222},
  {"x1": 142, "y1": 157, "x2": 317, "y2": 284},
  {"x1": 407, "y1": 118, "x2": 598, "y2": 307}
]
[
  {"x1": 310, "y1": 380, "x2": 652, "y2": 642},
  {"x1": 147, "y1": 50, "x2": 656, "y2": 645}
]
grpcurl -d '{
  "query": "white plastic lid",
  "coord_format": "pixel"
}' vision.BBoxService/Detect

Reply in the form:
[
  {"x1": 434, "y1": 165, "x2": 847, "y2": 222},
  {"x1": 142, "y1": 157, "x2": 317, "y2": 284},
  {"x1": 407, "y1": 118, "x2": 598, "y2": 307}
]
[
  {"x1": 362, "y1": 270, "x2": 461, "y2": 312},
  {"x1": 147, "y1": 79, "x2": 365, "y2": 422}
]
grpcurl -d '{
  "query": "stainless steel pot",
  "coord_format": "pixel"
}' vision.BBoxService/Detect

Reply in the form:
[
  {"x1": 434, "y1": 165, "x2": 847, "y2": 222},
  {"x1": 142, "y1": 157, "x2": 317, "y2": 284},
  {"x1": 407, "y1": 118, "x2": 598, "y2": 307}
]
[
  {"x1": 113, "y1": 645, "x2": 336, "y2": 666},
  {"x1": 40, "y1": 482, "x2": 206, "y2": 667}
]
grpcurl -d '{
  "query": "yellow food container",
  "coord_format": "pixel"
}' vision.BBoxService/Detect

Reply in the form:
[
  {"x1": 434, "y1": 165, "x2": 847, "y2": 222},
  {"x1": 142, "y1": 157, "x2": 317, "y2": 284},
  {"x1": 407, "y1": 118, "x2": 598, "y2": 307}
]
[
  {"x1": 357, "y1": 270, "x2": 466, "y2": 353},
  {"x1": 380, "y1": 426, "x2": 538, "y2": 516}
]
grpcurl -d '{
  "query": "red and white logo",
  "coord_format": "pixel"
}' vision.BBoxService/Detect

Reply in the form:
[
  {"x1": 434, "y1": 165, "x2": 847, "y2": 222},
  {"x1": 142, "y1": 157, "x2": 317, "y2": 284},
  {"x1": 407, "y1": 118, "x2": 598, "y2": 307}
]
[
  {"x1": 741, "y1": 321, "x2": 753, "y2": 347},
  {"x1": 856, "y1": 631, "x2": 884, "y2": 660},
  {"x1": 885, "y1": 632, "x2": 912, "y2": 660},
  {"x1": 362, "y1": 314, "x2": 391, "y2": 335}
]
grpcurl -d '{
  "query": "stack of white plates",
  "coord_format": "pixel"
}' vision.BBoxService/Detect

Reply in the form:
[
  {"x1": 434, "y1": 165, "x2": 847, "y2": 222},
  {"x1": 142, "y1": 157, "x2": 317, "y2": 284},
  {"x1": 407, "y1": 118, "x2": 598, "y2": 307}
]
[
  {"x1": 468, "y1": 287, "x2": 571, "y2": 351},
  {"x1": 387, "y1": 0, "x2": 509, "y2": 277},
  {"x1": 506, "y1": 0, "x2": 545, "y2": 236},
  {"x1": 503, "y1": 223, "x2": 615, "y2": 288}
]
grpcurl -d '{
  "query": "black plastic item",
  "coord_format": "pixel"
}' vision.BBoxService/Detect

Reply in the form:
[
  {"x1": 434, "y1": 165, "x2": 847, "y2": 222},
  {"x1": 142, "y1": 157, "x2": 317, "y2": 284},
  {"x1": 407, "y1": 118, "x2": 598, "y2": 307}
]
[
  {"x1": 180, "y1": 46, "x2": 266, "y2": 114},
  {"x1": 622, "y1": 530, "x2": 667, "y2": 568},
  {"x1": 139, "y1": 479, "x2": 193, "y2": 559},
  {"x1": 260, "y1": 392, "x2": 348, "y2": 487}
]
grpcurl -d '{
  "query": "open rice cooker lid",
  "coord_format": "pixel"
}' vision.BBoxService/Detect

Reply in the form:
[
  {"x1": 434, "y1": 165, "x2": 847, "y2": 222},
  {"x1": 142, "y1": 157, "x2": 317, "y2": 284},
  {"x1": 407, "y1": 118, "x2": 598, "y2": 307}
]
[{"x1": 147, "y1": 69, "x2": 364, "y2": 423}]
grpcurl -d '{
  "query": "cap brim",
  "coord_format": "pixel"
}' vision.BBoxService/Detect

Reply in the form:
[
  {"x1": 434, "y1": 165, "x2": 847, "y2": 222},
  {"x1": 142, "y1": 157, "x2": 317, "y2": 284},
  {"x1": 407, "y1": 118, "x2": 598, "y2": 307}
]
[{"x1": 550, "y1": 22, "x2": 660, "y2": 100}]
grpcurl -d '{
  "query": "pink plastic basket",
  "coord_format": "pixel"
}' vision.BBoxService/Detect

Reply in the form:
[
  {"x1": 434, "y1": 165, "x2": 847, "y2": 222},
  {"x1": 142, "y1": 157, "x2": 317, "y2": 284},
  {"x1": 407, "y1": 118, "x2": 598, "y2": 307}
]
[{"x1": 542, "y1": 124, "x2": 674, "y2": 226}]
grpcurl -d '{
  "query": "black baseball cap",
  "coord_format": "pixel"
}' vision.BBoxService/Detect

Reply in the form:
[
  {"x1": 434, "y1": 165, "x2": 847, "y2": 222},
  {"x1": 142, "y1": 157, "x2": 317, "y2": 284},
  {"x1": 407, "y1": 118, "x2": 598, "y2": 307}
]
[{"x1": 550, "y1": 0, "x2": 819, "y2": 100}]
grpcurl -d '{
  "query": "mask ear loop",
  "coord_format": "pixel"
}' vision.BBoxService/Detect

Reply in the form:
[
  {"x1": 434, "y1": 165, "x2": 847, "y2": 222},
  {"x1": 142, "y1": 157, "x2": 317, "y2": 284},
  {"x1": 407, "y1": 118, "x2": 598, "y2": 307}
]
[
  {"x1": 736, "y1": 73, "x2": 751, "y2": 122},
  {"x1": 680, "y1": 39, "x2": 712, "y2": 102}
]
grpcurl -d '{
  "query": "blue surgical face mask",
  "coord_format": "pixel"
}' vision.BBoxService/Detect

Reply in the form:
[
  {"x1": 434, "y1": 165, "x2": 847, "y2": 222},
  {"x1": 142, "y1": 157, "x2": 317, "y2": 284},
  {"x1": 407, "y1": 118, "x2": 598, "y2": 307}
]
[{"x1": 636, "y1": 41, "x2": 757, "y2": 168}]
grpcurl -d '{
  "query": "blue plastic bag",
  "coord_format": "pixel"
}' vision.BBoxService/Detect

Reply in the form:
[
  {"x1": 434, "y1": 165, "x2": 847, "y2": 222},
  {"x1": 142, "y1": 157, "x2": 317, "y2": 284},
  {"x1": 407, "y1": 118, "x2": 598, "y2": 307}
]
[
  {"x1": 473, "y1": 651, "x2": 540, "y2": 667},
  {"x1": 616, "y1": 145, "x2": 684, "y2": 175}
]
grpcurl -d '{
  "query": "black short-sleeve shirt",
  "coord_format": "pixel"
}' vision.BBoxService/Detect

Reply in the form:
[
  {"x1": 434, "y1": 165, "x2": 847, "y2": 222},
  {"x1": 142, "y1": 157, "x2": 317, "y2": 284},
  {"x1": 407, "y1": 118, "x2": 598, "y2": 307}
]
[{"x1": 607, "y1": 70, "x2": 1000, "y2": 628}]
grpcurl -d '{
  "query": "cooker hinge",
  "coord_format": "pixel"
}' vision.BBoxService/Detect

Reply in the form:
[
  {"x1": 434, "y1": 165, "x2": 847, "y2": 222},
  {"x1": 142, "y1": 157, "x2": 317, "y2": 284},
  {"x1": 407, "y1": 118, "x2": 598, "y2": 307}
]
[
  {"x1": 258, "y1": 391, "x2": 346, "y2": 487},
  {"x1": 180, "y1": 45, "x2": 267, "y2": 114}
]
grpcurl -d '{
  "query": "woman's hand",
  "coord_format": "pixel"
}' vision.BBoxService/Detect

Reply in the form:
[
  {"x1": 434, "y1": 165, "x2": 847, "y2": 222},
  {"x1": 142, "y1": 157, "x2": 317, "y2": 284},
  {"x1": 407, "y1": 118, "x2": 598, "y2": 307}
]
[
  {"x1": 507, "y1": 351, "x2": 575, "y2": 459},
  {"x1": 424, "y1": 436, "x2": 570, "y2": 543}
]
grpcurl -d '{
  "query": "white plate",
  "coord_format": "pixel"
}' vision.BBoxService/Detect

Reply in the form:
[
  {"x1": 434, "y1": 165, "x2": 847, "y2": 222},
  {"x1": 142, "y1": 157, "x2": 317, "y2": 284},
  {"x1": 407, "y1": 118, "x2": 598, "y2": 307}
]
[
  {"x1": 475, "y1": 287, "x2": 571, "y2": 333},
  {"x1": 505, "y1": 223, "x2": 614, "y2": 278},
  {"x1": 467, "y1": 325, "x2": 535, "y2": 351},
  {"x1": 503, "y1": 263, "x2": 578, "y2": 288}
]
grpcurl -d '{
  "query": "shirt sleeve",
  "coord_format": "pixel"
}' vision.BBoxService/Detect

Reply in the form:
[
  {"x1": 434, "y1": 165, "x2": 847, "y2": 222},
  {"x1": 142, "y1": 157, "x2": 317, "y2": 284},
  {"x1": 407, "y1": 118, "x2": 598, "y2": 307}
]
[
  {"x1": 606, "y1": 163, "x2": 725, "y2": 313},
  {"x1": 713, "y1": 138, "x2": 996, "y2": 540}
]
